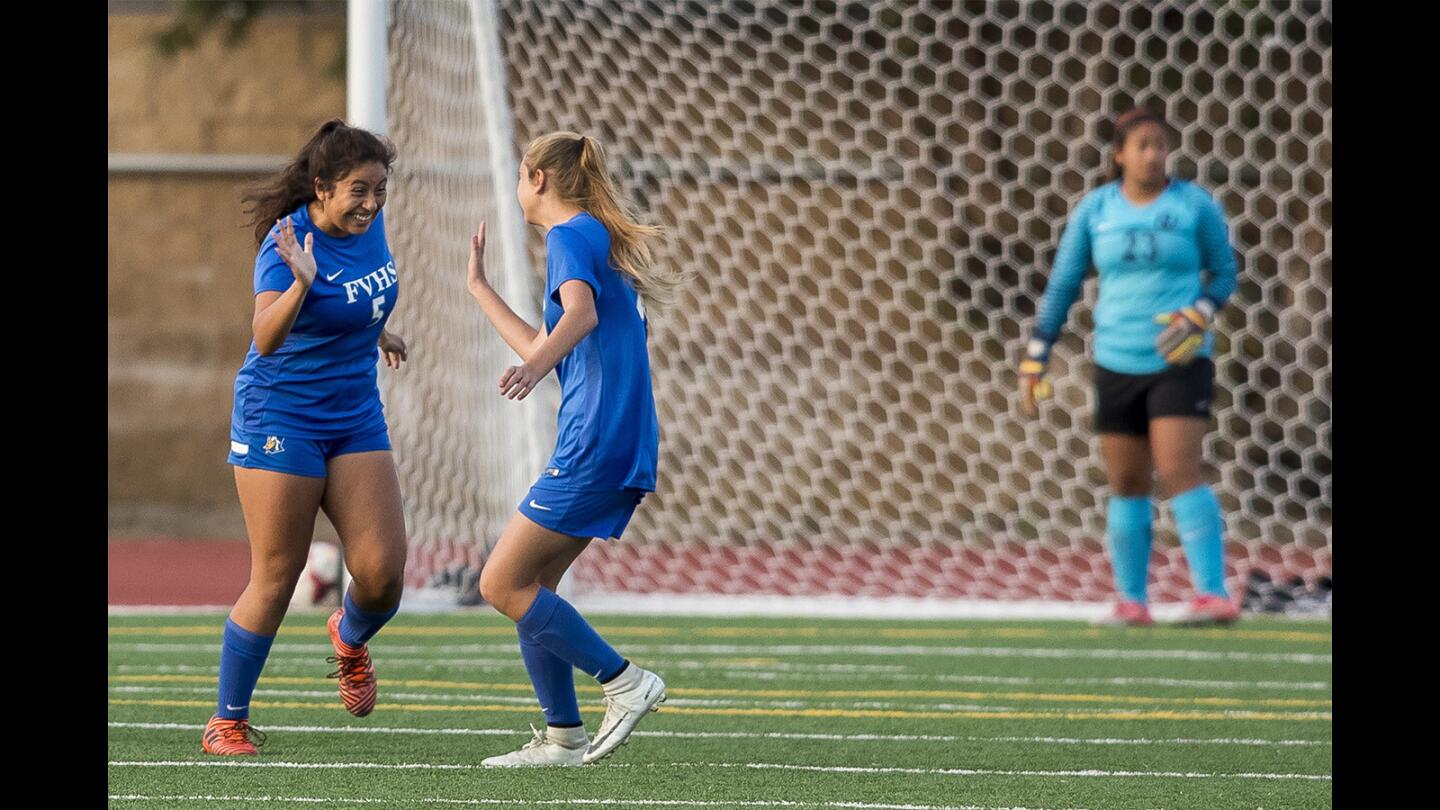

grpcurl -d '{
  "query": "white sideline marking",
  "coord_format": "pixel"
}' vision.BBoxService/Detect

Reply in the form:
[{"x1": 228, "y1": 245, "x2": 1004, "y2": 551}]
[
  {"x1": 113, "y1": 659, "x2": 908, "y2": 675},
  {"x1": 111, "y1": 722, "x2": 513, "y2": 737},
  {"x1": 109, "y1": 721, "x2": 1332, "y2": 747},
  {"x1": 568, "y1": 593, "x2": 1320, "y2": 622},
  {"x1": 110, "y1": 686, "x2": 541, "y2": 707},
  {"x1": 932, "y1": 674, "x2": 1329, "y2": 692},
  {"x1": 103, "y1": 663, "x2": 1299, "y2": 688},
  {"x1": 109, "y1": 606, "x2": 234, "y2": 615},
  {"x1": 108, "y1": 684, "x2": 1021, "y2": 713},
  {"x1": 615, "y1": 644, "x2": 1331, "y2": 664},
  {"x1": 105, "y1": 641, "x2": 1330, "y2": 664},
  {"x1": 110, "y1": 760, "x2": 475, "y2": 770},
  {"x1": 108, "y1": 795, "x2": 1124, "y2": 810},
  {"x1": 108, "y1": 697, "x2": 1330, "y2": 721},
  {"x1": 681, "y1": 762, "x2": 1330, "y2": 781},
  {"x1": 107, "y1": 759, "x2": 1331, "y2": 781},
  {"x1": 109, "y1": 593, "x2": 1330, "y2": 622},
  {"x1": 114, "y1": 659, "x2": 908, "y2": 673},
  {"x1": 110, "y1": 662, "x2": 1329, "y2": 692}
]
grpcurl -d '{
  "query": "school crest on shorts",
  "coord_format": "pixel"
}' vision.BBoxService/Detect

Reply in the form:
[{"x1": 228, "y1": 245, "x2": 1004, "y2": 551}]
[{"x1": 263, "y1": 436, "x2": 286, "y2": 455}]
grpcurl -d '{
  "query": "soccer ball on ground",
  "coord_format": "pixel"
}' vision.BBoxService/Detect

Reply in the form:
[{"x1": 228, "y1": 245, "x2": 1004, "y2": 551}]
[{"x1": 291, "y1": 541, "x2": 344, "y2": 608}]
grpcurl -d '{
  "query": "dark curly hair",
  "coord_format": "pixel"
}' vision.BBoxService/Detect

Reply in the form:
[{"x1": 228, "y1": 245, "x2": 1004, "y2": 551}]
[{"x1": 241, "y1": 118, "x2": 397, "y2": 245}]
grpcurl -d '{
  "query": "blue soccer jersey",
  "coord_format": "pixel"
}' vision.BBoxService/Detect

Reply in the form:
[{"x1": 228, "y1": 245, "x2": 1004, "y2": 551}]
[
  {"x1": 539, "y1": 212, "x2": 659, "y2": 492},
  {"x1": 1032, "y1": 179, "x2": 1238, "y2": 375},
  {"x1": 231, "y1": 204, "x2": 398, "y2": 439}
]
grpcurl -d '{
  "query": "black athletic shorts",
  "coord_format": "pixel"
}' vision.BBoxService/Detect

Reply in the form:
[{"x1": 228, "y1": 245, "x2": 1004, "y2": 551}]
[{"x1": 1094, "y1": 358, "x2": 1214, "y2": 436}]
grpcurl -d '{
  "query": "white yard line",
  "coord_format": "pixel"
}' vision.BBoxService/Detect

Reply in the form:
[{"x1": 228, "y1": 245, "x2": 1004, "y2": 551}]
[
  {"x1": 108, "y1": 794, "x2": 1144, "y2": 810},
  {"x1": 105, "y1": 641, "x2": 1330, "y2": 664},
  {"x1": 106, "y1": 759, "x2": 1331, "y2": 781},
  {"x1": 109, "y1": 721, "x2": 1332, "y2": 747}
]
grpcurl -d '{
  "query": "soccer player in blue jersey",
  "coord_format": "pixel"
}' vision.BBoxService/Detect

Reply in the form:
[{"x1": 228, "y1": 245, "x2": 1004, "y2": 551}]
[
  {"x1": 465, "y1": 132, "x2": 686, "y2": 766},
  {"x1": 1020, "y1": 109, "x2": 1242, "y2": 627},
  {"x1": 202, "y1": 120, "x2": 411, "y2": 755}
]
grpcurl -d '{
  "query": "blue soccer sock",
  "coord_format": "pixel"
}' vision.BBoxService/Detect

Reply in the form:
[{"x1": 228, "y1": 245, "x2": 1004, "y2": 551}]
[
  {"x1": 518, "y1": 626, "x2": 584, "y2": 728},
  {"x1": 216, "y1": 618, "x2": 275, "y2": 720},
  {"x1": 1106, "y1": 495, "x2": 1154, "y2": 604},
  {"x1": 1173, "y1": 484, "x2": 1228, "y2": 598},
  {"x1": 339, "y1": 589, "x2": 399, "y2": 648},
  {"x1": 515, "y1": 587, "x2": 626, "y2": 683}
]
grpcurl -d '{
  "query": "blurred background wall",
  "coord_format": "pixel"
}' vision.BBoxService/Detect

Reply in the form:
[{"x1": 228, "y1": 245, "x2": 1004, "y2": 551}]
[{"x1": 109, "y1": 0, "x2": 346, "y2": 541}]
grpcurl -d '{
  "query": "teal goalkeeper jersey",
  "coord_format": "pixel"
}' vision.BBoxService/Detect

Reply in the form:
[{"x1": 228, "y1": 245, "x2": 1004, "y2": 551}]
[{"x1": 1032, "y1": 179, "x2": 1238, "y2": 375}]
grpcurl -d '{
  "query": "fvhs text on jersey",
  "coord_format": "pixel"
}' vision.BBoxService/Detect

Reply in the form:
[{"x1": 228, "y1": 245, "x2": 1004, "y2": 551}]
[{"x1": 343, "y1": 261, "x2": 399, "y2": 304}]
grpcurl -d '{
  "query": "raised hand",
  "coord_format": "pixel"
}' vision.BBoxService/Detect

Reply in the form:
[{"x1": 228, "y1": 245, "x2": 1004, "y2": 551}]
[
  {"x1": 273, "y1": 217, "x2": 317, "y2": 289},
  {"x1": 467, "y1": 221, "x2": 489, "y2": 295}
]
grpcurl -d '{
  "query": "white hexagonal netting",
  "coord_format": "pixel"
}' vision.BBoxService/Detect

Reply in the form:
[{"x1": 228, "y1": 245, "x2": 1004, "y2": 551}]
[{"x1": 382, "y1": 0, "x2": 1330, "y2": 606}]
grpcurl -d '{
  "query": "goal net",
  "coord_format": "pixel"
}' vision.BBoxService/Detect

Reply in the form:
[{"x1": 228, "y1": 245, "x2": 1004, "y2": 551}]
[{"x1": 382, "y1": 0, "x2": 1331, "y2": 609}]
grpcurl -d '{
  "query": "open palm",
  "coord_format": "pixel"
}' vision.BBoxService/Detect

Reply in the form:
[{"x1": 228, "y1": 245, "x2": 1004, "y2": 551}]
[{"x1": 274, "y1": 216, "x2": 318, "y2": 288}]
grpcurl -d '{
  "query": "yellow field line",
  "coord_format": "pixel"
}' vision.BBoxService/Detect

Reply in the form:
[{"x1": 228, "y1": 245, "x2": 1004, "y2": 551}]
[
  {"x1": 107, "y1": 698, "x2": 1329, "y2": 722},
  {"x1": 107, "y1": 625, "x2": 1331, "y2": 643},
  {"x1": 108, "y1": 674, "x2": 1330, "y2": 708}
]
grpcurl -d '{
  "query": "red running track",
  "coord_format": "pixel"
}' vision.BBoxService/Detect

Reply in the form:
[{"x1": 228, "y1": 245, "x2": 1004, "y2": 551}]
[
  {"x1": 109, "y1": 538, "x2": 252, "y2": 606},
  {"x1": 111, "y1": 537, "x2": 1330, "y2": 606}
]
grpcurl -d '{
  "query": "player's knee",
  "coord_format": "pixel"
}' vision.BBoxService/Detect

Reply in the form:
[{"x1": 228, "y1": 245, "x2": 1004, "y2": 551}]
[
  {"x1": 1108, "y1": 474, "x2": 1151, "y2": 497},
  {"x1": 1156, "y1": 467, "x2": 1203, "y2": 498},
  {"x1": 477, "y1": 566, "x2": 503, "y2": 606},
  {"x1": 246, "y1": 571, "x2": 305, "y2": 608},
  {"x1": 348, "y1": 556, "x2": 405, "y2": 601},
  {"x1": 249, "y1": 554, "x2": 308, "y2": 594},
  {"x1": 478, "y1": 565, "x2": 521, "y2": 615},
  {"x1": 355, "y1": 573, "x2": 405, "y2": 607}
]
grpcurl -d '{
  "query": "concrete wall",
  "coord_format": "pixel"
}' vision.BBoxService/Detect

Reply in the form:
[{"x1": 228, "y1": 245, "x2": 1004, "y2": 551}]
[{"x1": 109, "y1": 4, "x2": 346, "y2": 538}]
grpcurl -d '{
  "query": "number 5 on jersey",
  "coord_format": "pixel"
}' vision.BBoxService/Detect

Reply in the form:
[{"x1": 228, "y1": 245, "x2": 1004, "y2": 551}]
[{"x1": 369, "y1": 296, "x2": 385, "y2": 326}]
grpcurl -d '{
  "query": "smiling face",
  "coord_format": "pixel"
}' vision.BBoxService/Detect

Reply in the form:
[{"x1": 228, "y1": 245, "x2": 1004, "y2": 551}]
[{"x1": 315, "y1": 162, "x2": 388, "y2": 235}]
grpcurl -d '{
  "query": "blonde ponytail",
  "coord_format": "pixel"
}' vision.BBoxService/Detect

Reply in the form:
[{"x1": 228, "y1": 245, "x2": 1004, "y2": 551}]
[{"x1": 524, "y1": 132, "x2": 689, "y2": 308}]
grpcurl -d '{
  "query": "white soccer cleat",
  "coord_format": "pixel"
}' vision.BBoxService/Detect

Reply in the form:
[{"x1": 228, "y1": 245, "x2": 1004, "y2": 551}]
[
  {"x1": 481, "y1": 724, "x2": 588, "y2": 767},
  {"x1": 583, "y1": 664, "x2": 667, "y2": 764}
]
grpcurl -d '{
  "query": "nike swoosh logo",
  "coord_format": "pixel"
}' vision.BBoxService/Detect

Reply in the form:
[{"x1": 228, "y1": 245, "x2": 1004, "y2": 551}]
[
  {"x1": 226, "y1": 704, "x2": 248, "y2": 711},
  {"x1": 325, "y1": 269, "x2": 344, "y2": 281},
  {"x1": 529, "y1": 500, "x2": 553, "y2": 511}
]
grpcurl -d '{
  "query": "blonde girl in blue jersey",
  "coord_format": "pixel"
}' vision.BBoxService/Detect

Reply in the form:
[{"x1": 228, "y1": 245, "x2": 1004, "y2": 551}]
[
  {"x1": 1020, "y1": 109, "x2": 1241, "y2": 627},
  {"x1": 465, "y1": 132, "x2": 687, "y2": 766},
  {"x1": 202, "y1": 120, "x2": 411, "y2": 755}
]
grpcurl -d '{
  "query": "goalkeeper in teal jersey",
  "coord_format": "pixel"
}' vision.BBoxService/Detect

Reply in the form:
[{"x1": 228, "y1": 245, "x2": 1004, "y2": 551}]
[{"x1": 1020, "y1": 109, "x2": 1241, "y2": 626}]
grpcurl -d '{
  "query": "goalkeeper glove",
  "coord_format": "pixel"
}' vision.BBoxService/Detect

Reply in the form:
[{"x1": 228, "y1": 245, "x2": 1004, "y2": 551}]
[
  {"x1": 1154, "y1": 299, "x2": 1216, "y2": 366},
  {"x1": 1018, "y1": 339, "x2": 1053, "y2": 417}
]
